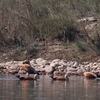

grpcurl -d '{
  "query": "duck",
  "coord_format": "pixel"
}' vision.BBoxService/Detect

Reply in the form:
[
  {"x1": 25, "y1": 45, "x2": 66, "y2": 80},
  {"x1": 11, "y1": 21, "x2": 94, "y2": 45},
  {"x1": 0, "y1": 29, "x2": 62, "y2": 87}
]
[
  {"x1": 22, "y1": 60, "x2": 39, "y2": 76},
  {"x1": 49, "y1": 74, "x2": 69, "y2": 81},
  {"x1": 23, "y1": 60, "x2": 30, "y2": 64},
  {"x1": 16, "y1": 74, "x2": 39, "y2": 80},
  {"x1": 83, "y1": 67, "x2": 97, "y2": 79}
]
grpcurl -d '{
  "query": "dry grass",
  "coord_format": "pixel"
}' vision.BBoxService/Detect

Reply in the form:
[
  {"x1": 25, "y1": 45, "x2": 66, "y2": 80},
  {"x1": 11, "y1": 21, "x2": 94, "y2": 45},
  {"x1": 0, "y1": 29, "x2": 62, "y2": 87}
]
[{"x1": 0, "y1": 0, "x2": 100, "y2": 61}]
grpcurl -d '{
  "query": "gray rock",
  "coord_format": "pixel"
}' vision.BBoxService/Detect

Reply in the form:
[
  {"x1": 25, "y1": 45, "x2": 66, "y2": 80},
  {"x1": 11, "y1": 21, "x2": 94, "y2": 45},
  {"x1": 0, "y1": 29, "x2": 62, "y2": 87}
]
[
  {"x1": 36, "y1": 58, "x2": 44, "y2": 65},
  {"x1": 53, "y1": 71, "x2": 65, "y2": 76},
  {"x1": 45, "y1": 65, "x2": 55, "y2": 74},
  {"x1": 52, "y1": 59, "x2": 61, "y2": 63}
]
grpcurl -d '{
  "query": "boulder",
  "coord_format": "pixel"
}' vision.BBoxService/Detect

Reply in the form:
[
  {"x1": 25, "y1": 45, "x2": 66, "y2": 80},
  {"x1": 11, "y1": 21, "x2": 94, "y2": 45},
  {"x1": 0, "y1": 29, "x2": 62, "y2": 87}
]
[
  {"x1": 52, "y1": 59, "x2": 61, "y2": 63},
  {"x1": 36, "y1": 58, "x2": 44, "y2": 65},
  {"x1": 53, "y1": 71, "x2": 65, "y2": 76},
  {"x1": 45, "y1": 65, "x2": 55, "y2": 74}
]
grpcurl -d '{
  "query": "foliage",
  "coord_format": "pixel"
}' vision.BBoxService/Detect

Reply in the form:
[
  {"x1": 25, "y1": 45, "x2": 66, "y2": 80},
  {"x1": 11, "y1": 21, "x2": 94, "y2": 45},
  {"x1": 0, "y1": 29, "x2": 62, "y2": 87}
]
[{"x1": 0, "y1": 0, "x2": 100, "y2": 60}]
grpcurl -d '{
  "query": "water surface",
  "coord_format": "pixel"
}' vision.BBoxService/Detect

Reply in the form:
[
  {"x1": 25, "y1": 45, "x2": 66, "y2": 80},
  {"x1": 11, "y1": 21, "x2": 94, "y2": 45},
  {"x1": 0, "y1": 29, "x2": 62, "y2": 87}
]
[{"x1": 0, "y1": 74, "x2": 100, "y2": 100}]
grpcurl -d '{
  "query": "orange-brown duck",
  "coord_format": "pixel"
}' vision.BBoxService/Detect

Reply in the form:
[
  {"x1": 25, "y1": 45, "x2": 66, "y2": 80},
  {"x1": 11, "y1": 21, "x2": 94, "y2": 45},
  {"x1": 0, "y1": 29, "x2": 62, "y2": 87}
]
[
  {"x1": 49, "y1": 74, "x2": 69, "y2": 81},
  {"x1": 22, "y1": 60, "x2": 39, "y2": 76},
  {"x1": 83, "y1": 67, "x2": 97, "y2": 79}
]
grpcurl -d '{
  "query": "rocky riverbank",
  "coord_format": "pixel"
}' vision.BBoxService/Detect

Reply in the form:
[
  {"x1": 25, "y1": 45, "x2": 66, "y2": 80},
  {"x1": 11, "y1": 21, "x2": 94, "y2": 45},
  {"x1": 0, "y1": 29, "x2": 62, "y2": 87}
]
[{"x1": 0, "y1": 58, "x2": 100, "y2": 77}]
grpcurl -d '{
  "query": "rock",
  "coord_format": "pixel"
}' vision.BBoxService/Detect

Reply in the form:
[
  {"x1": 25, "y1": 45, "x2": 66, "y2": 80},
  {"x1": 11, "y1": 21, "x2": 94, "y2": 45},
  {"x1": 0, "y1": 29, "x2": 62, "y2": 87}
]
[
  {"x1": 52, "y1": 59, "x2": 61, "y2": 63},
  {"x1": 30, "y1": 59, "x2": 36, "y2": 64},
  {"x1": 36, "y1": 58, "x2": 44, "y2": 65},
  {"x1": 67, "y1": 67, "x2": 77, "y2": 72},
  {"x1": 66, "y1": 67, "x2": 78, "y2": 75},
  {"x1": 92, "y1": 65, "x2": 98, "y2": 70},
  {"x1": 85, "y1": 23, "x2": 97, "y2": 30},
  {"x1": 64, "y1": 68, "x2": 67, "y2": 73},
  {"x1": 66, "y1": 71, "x2": 78, "y2": 76},
  {"x1": 2, "y1": 69, "x2": 8, "y2": 73},
  {"x1": 58, "y1": 65, "x2": 65, "y2": 72},
  {"x1": 9, "y1": 65, "x2": 19, "y2": 70},
  {"x1": 72, "y1": 61, "x2": 79, "y2": 68},
  {"x1": 59, "y1": 60, "x2": 67, "y2": 67},
  {"x1": 9, "y1": 69, "x2": 18, "y2": 74},
  {"x1": 1, "y1": 58, "x2": 100, "y2": 77},
  {"x1": 50, "y1": 62, "x2": 60, "y2": 68},
  {"x1": 77, "y1": 17, "x2": 97, "y2": 23},
  {"x1": 97, "y1": 72, "x2": 100, "y2": 77},
  {"x1": 77, "y1": 68, "x2": 84, "y2": 75},
  {"x1": 45, "y1": 65, "x2": 55, "y2": 74},
  {"x1": 36, "y1": 67, "x2": 45, "y2": 72},
  {"x1": 53, "y1": 71, "x2": 65, "y2": 76},
  {"x1": 97, "y1": 59, "x2": 100, "y2": 63},
  {"x1": 41, "y1": 60, "x2": 50, "y2": 65}
]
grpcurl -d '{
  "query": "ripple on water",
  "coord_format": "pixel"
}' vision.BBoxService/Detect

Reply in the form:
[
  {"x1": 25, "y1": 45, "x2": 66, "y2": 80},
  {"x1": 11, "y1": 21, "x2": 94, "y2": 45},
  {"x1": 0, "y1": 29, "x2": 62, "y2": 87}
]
[{"x1": 0, "y1": 78, "x2": 19, "y2": 81}]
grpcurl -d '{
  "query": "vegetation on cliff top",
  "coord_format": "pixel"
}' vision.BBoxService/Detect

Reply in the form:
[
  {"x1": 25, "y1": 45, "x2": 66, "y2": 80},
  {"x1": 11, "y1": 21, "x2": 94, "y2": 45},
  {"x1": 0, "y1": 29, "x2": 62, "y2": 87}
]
[{"x1": 0, "y1": 0, "x2": 100, "y2": 61}]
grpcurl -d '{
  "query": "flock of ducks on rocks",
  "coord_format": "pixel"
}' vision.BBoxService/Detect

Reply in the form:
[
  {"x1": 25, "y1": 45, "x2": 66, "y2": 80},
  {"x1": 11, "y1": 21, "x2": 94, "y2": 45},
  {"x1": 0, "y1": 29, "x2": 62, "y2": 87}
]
[{"x1": 17, "y1": 60, "x2": 98, "y2": 81}]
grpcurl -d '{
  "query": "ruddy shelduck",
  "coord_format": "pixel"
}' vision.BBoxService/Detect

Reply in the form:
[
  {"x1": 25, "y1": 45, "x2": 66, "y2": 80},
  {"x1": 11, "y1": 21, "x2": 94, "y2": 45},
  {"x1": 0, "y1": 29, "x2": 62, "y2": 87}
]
[
  {"x1": 49, "y1": 74, "x2": 69, "y2": 81},
  {"x1": 22, "y1": 60, "x2": 39, "y2": 76},
  {"x1": 83, "y1": 67, "x2": 97, "y2": 79}
]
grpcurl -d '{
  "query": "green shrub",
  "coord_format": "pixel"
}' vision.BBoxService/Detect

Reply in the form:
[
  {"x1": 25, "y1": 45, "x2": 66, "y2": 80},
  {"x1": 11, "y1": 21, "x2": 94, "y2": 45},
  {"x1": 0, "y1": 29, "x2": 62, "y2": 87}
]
[
  {"x1": 1, "y1": 0, "x2": 100, "y2": 60},
  {"x1": 26, "y1": 46, "x2": 38, "y2": 58},
  {"x1": 76, "y1": 40, "x2": 87, "y2": 52}
]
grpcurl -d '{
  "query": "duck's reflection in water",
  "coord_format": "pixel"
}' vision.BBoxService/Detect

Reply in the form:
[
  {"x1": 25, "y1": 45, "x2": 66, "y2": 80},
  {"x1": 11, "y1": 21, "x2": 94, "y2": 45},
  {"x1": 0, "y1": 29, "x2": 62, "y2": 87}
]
[
  {"x1": 1, "y1": 75, "x2": 100, "y2": 100},
  {"x1": 21, "y1": 80, "x2": 38, "y2": 100},
  {"x1": 84, "y1": 78, "x2": 99, "y2": 100}
]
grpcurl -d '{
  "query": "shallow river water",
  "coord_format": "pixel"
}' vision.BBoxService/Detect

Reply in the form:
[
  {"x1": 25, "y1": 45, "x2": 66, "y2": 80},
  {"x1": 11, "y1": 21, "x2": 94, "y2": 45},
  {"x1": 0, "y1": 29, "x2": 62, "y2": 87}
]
[{"x1": 0, "y1": 74, "x2": 100, "y2": 100}]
